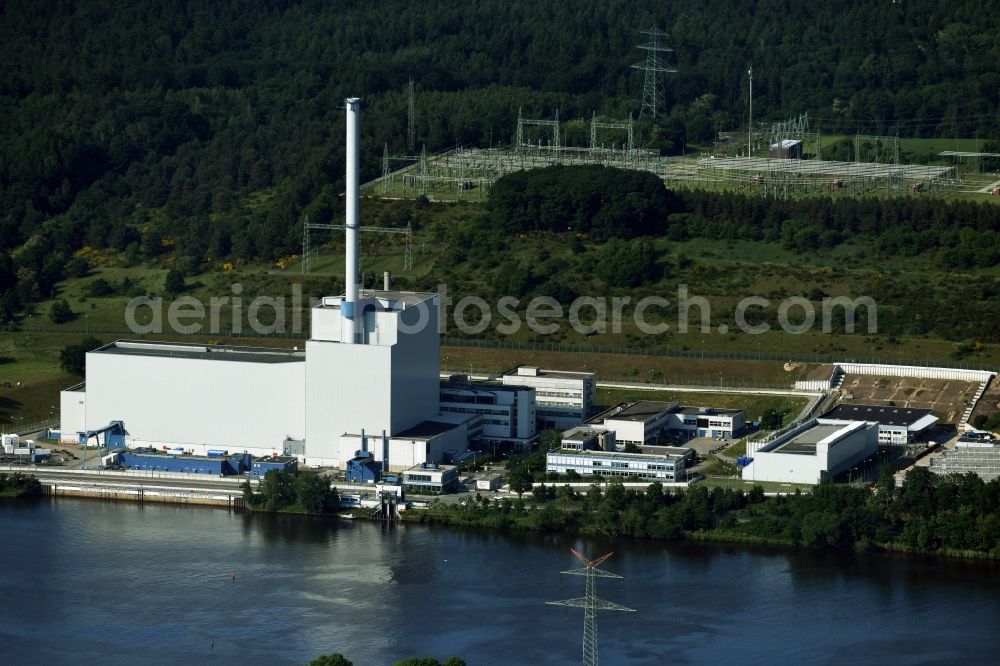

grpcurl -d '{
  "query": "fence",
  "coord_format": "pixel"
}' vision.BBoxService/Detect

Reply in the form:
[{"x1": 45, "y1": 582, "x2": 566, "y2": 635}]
[
  {"x1": 439, "y1": 337, "x2": 998, "y2": 372},
  {"x1": 0, "y1": 419, "x2": 59, "y2": 437},
  {"x1": 5, "y1": 322, "x2": 996, "y2": 371}
]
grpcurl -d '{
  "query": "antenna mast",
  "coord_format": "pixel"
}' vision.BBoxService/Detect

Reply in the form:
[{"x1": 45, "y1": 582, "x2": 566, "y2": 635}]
[{"x1": 547, "y1": 550, "x2": 635, "y2": 666}]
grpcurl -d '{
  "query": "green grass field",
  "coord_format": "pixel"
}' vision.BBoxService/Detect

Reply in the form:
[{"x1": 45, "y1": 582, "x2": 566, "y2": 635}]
[{"x1": 2, "y1": 175, "x2": 996, "y2": 424}]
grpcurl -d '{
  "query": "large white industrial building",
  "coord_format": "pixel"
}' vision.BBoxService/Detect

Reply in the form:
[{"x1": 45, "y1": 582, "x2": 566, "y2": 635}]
[
  {"x1": 501, "y1": 366, "x2": 596, "y2": 429},
  {"x1": 546, "y1": 447, "x2": 692, "y2": 483},
  {"x1": 59, "y1": 341, "x2": 306, "y2": 455},
  {"x1": 742, "y1": 418, "x2": 879, "y2": 485},
  {"x1": 439, "y1": 375, "x2": 537, "y2": 449},
  {"x1": 581, "y1": 400, "x2": 747, "y2": 447},
  {"x1": 820, "y1": 404, "x2": 938, "y2": 445},
  {"x1": 59, "y1": 98, "x2": 469, "y2": 472}
]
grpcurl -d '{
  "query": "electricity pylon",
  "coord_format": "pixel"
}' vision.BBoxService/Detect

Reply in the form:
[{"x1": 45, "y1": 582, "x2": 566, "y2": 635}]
[
  {"x1": 632, "y1": 27, "x2": 678, "y2": 119},
  {"x1": 546, "y1": 549, "x2": 635, "y2": 666}
]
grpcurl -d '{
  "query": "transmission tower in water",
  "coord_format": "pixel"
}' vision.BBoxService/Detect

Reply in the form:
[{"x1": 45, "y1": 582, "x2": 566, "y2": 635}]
[
  {"x1": 632, "y1": 26, "x2": 678, "y2": 119},
  {"x1": 547, "y1": 550, "x2": 635, "y2": 666}
]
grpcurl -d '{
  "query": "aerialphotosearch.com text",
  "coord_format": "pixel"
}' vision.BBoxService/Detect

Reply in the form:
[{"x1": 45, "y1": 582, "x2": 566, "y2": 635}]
[{"x1": 123, "y1": 283, "x2": 876, "y2": 337}]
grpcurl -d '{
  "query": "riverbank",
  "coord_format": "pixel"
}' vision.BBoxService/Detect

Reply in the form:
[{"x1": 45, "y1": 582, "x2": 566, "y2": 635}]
[
  {"x1": 399, "y1": 469, "x2": 1000, "y2": 561},
  {"x1": 8, "y1": 466, "x2": 1000, "y2": 561},
  {"x1": 0, "y1": 472, "x2": 41, "y2": 499}
]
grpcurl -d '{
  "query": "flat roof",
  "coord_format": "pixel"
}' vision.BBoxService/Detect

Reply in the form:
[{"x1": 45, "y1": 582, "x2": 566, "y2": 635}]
[
  {"x1": 605, "y1": 401, "x2": 678, "y2": 423},
  {"x1": 121, "y1": 451, "x2": 233, "y2": 462},
  {"x1": 562, "y1": 427, "x2": 607, "y2": 441},
  {"x1": 393, "y1": 420, "x2": 461, "y2": 440},
  {"x1": 404, "y1": 463, "x2": 457, "y2": 472},
  {"x1": 253, "y1": 456, "x2": 297, "y2": 463},
  {"x1": 821, "y1": 404, "x2": 934, "y2": 427},
  {"x1": 550, "y1": 448, "x2": 688, "y2": 461},
  {"x1": 440, "y1": 379, "x2": 531, "y2": 393},
  {"x1": 676, "y1": 406, "x2": 744, "y2": 416},
  {"x1": 94, "y1": 340, "x2": 305, "y2": 364},
  {"x1": 316, "y1": 289, "x2": 434, "y2": 310},
  {"x1": 639, "y1": 445, "x2": 693, "y2": 456},
  {"x1": 503, "y1": 367, "x2": 595, "y2": 380},
  {"x1": 771, "y1": 424, "x2": 846, "y2": 455}
]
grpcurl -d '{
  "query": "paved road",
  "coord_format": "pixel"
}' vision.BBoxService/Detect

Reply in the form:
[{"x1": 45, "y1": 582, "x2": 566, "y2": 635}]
[{"x1": 1, "y1": 466, "x2": 254, "y2": 493}]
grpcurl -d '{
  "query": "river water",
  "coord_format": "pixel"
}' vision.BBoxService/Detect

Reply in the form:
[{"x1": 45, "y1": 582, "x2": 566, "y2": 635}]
[{"x1": 1, "y1": 498, "x2": 998, "y2": 665}]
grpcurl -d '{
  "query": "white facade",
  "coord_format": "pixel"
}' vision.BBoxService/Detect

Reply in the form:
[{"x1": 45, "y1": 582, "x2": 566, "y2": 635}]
[
  {"x1": 305, "y1": 290, "x2": 442, "y2": 466},
  {"x1": 668, "y1": 407, "x2": 746, "y2": 441},
  {"x1": 742, "y1": 418, "x2": 879, "y2": 485},
  {"x1": 57, "y1": 103, "x2": 463, "y2": 471},
  {"x1": 66, "y1": 341, "x2": 305, "y2": 456},
  {"x1": 501, "y1": 366, "x2": 595, "y2": 429},
  {"x1": 402, "y1": 463, "x2": 459, "y2": 493},
  {"x1": 439, "y1": 377, "x2": 536, "y2": 446},
  {"x1": 546, "y1": 448, "x2": 691, "y2": 482},
  {"x1": 338, "y1": 415, "x2": 469, "y2": 473},
  {"x1": 58, "y1": 290, "x2": 452, "y2": 468},
  {"x1": 821, "y1": 404, "x2": 938, "y2": 445},
  {"x1": 594, "y1": 401, "x2": 676, "y2": 446},
  {"x1": 588, "y1": 401, "x2": 746, "y2": 446},
  {"x1": 58, "y1": 383, "x2": 87, "y2": 443},
  {"x1": 561, "y1": 426, "x2": 616, "y2": 452}
]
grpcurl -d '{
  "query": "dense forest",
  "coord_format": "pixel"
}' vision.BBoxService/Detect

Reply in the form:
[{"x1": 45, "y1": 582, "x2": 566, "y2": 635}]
[
  {"x1": 1, "y1": 1, "x2": 999, "y2": 326},
  {"x1": 487, "y1": 166, "x2": 1000, "y2": 268}
]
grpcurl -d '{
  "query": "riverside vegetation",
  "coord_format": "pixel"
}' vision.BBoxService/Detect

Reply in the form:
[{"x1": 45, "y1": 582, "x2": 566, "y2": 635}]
[
  {"x1": 0, "y1": 472, "x2": 41, "y2": 498},
  {"x1": 405, "y1": 467, "x2": 1000, "y2": 559},
  {"x1": 241, "y1": 469, "x2": 339, "y2": 515}
]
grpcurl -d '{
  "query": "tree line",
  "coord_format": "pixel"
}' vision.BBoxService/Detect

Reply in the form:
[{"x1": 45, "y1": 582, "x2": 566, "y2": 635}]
[
  {"x1": 2, "y1": 0, "x2": 999, "y2": 319},
  {"x1": 407, "y1": 467, "x2": 1000, "y2": 557},
  {"x1": 241, "y1": 469, "x2": 339, "y2": 514}
]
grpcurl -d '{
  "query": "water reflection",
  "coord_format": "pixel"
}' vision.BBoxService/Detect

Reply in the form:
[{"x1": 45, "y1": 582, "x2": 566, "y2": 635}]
[{"x1": 1, "y1": 498, "x2": 998, "y2": 666}]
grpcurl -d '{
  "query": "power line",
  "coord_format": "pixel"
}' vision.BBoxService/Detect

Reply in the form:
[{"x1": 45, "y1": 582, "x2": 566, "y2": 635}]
[{"x1": 547, "y1": 549, "x2": 634, "y2": 666}]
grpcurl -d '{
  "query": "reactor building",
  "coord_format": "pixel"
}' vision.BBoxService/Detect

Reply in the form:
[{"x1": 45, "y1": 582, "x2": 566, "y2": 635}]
[{"x1": 59, "y1": 98, "x2": 468, "y2": 470}]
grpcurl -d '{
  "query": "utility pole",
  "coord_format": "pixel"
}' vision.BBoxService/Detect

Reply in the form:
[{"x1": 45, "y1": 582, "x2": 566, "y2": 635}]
[
  {"x1": 748, "y1": 67, "x2": 753, "y2": 158},
  {"x1": 547, "y1": 550, "x2": 634, "y2": 666}
]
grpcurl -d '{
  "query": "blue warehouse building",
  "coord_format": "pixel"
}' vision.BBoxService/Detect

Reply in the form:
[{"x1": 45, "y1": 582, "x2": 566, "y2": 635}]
[
  {"x1": 250, "y1": 455, "x2": 298, "y2": 477},
  {"x1": 117, "y1": 451, "x2": 251, "y2": 476},
  {"x1": 345, "y1": 451, "x2": 382, "y2": 484}
]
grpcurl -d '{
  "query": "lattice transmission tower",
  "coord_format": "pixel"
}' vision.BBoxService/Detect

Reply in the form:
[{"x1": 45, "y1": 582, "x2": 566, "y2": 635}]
[
  {"x1": 632, "y1": 27, "x2": 678, "y2": 119},
  {"x1": 407, "y1": 77, "x2": 416, "y2": 153},
  {"x1": 547, "y1": 550, "x2": 635, "y2": 666}
]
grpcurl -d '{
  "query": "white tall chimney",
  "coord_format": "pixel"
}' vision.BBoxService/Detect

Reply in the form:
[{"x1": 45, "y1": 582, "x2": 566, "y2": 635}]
[{"x1": 344, "y1": 97, "x2": 361, "y2": 344}]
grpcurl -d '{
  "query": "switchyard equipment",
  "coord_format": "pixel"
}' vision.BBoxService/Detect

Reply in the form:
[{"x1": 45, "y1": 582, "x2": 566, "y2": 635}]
[
  {"x1": 301, "y1": 215, "x2": 413, "y2": 274},
  {"x1": 695, "y1": 156, "x2": 958, "y2": 197},
  {"x1": 547, "y1": 550, "x2": 634, "y2": 666},
  {"x1": 516, "y1": 107, "x2": 561, "y2": 151},
  {"x1": 769, "y1": 113, "x2": 822, "y2": 160}
]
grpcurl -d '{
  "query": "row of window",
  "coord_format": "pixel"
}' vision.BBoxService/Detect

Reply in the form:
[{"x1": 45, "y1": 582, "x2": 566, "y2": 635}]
[
  {"x1": 439, "y1": 393, "x2": 498, "y2": 405},
  {"x1": 441, "y1": 406, "x2": 511, "y2": 416},
  {"x1": 537, "y1": 408, "x2": 582, "y2": 417},
  {"x1": 549, "y1": 466, "x2": 676, "y2": 480},
  {"x1": 536, "y1": 390, "x2": 583, "y2": 398}
]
